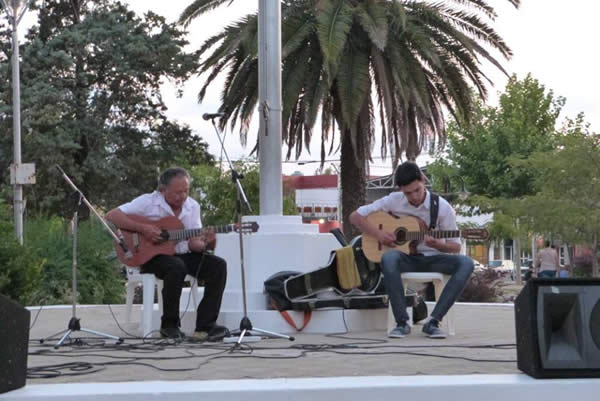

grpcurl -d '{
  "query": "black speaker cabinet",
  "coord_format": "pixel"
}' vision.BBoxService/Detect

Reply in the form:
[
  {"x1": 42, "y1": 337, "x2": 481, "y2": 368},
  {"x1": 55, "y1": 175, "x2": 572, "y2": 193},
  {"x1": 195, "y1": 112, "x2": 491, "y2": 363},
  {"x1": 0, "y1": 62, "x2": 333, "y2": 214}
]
[
  {"x1": 515, "y1": 278, "x2": 600, "y2": 378},
  {"x1": 0, "y1": 294, "x2": 30, "y2": 394}
]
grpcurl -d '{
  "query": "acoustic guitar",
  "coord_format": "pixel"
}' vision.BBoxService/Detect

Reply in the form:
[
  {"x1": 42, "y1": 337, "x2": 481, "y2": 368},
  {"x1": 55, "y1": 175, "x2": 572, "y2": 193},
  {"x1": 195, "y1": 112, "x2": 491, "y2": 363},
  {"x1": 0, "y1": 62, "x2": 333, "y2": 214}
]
[
  {"x1": 115, "y1": 215, "x2": 259, "y2": 267},
  {"x1": 362, "y1": 211, "x2": 488, "y2": 263}
]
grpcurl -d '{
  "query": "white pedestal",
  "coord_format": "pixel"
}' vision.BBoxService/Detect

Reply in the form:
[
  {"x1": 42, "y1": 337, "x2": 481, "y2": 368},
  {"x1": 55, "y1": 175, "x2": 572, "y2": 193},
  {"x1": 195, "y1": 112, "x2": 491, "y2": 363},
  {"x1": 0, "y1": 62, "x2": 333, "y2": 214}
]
[{"x1": 213, "y1": 215, "x2": 341, "y2": 310}]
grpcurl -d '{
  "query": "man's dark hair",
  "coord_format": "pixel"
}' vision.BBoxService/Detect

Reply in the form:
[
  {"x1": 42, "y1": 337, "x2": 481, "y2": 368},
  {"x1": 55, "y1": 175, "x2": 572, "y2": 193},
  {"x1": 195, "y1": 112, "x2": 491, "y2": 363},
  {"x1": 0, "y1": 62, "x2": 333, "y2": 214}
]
[
  {"x1": 394, "y1": 161, "x2": 423, "y2": 187},
  {"x1": 158, "y1": 167, "x2": 190, "y2": 190},
  {"x1": 545, "y1": 240, "x2": 551, "y2": 248}
]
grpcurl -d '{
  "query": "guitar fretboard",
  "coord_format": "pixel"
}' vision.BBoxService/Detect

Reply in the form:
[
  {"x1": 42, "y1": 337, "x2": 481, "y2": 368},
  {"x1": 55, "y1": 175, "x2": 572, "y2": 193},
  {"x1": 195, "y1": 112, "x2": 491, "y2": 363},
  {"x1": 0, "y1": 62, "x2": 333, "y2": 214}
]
[
  {"x1": 405, "y1": 230, "x2": 461, "y2": 240},
  {"x1": 166, "y1": 225, "x2": 234, "y2": 241}
]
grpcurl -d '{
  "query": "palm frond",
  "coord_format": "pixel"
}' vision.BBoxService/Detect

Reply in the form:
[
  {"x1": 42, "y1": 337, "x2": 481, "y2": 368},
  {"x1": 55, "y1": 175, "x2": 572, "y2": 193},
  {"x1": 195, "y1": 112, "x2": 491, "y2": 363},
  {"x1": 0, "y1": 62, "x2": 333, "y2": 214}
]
[
  {"x1": 179, "y1": 0, "x2": 236, "y2": 27},
  {"x1": 335, "y1": 30, "x2": 371, "y2": 133},
  {"x1": 315, "y1": 0, "x2": 354, "y2": 83},
  {"x1": 355, "y1": 0, "x2": 388, "y2": 51},
  {"x1": 282, "y1": 13, "x2": 316, "y2": 58}
]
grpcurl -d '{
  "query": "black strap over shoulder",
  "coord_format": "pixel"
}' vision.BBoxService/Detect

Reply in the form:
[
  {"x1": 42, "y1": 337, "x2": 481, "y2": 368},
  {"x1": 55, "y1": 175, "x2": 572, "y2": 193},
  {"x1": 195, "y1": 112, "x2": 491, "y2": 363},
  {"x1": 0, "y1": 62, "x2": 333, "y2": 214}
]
[{"x1": 429, "y1": 192, "x2": 439, "y2": 230}]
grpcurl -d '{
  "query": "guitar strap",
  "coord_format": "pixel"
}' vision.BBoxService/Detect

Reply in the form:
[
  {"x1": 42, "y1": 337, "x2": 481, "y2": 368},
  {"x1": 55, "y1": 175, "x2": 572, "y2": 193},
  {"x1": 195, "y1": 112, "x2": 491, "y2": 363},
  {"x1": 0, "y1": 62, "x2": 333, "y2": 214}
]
[{"x1": 429, "y1": 192, "x2": 439, "y2": 230}]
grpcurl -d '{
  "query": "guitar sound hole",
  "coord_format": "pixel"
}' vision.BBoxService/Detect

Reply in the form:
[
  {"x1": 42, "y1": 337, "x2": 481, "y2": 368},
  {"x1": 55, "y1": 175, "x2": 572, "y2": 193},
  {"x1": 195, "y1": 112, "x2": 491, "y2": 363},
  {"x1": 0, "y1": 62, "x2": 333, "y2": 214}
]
[{"x1": 394, "y1": 229, "x2": 407, "y2": 245}]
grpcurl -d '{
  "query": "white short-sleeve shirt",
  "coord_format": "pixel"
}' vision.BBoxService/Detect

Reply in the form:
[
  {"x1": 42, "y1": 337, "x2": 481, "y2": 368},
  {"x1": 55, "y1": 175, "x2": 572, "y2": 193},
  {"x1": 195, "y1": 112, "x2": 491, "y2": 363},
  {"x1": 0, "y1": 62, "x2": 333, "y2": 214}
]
[
  {"x1": 356, "y1": 190, "x2": 459, "y2": 256},
  {"x1": 118, "y1": 191, "x2": 202, "y2": 254}
]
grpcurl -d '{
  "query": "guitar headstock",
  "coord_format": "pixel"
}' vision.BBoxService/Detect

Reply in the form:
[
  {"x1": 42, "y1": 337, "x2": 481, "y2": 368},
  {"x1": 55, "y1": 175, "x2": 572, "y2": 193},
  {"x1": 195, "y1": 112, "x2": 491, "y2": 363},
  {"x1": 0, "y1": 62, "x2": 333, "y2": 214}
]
[
  {"x1": 234, "y1": 221, "x2": 260, "y2": 234},
  {"x1": 462, "y1": 228, "x2": 489, "y2": 240}
]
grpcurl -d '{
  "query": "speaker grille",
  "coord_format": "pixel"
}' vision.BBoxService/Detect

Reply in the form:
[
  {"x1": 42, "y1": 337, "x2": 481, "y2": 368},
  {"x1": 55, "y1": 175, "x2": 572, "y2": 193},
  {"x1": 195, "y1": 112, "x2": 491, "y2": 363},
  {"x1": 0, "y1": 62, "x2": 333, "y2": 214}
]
[{"x1": 591, "y1": 298, "x2": 600, "y2": 350}]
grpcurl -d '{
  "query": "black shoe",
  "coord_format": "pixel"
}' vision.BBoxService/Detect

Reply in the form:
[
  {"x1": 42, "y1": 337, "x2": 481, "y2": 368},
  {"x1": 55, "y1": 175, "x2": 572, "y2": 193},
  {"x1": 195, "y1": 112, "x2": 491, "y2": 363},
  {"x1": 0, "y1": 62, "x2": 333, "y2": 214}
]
[
  {"x1": 207, "y1": 325, "x2": 230, "y2": 342},
  {"x1": 422, "y1": 319, "x2": 446, "y2": 339},
  {"x1": 160, "y1": 327, "x2": 185, "y2": 340}
]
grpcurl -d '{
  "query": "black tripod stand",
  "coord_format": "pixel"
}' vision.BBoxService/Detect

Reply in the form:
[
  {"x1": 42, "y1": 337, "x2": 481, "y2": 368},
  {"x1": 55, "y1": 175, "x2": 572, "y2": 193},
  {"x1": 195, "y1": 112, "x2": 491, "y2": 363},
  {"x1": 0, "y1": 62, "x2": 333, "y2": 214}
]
[
  {"x1": 41, "y1": 167, "x2": 125, "y2": 348},
  {"x1": 206, "y1": 115, "x2": 294, "y2": 345}
]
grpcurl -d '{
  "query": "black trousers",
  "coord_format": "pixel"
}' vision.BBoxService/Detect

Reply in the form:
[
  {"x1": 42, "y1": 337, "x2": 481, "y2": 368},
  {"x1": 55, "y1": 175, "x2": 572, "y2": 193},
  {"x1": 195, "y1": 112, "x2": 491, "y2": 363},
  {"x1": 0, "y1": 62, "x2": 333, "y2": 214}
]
[{"x1": 141, "y1": 252, "x2": 227, "y2": 331}]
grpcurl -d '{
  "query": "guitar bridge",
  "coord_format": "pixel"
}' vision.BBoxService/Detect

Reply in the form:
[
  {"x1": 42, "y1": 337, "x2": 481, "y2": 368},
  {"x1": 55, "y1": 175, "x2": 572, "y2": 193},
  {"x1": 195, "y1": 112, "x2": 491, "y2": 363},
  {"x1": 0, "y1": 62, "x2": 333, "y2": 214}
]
[{"x1": 133, "y1": 233, "x2": 140, "y2": 252}]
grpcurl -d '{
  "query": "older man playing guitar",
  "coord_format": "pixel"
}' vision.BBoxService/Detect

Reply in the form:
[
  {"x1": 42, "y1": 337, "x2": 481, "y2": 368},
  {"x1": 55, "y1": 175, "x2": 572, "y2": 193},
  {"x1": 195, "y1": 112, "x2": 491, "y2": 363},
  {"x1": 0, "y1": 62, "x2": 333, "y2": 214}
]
[{"x1": 106, "y1": 167, "x2": 228, "y2": 342}]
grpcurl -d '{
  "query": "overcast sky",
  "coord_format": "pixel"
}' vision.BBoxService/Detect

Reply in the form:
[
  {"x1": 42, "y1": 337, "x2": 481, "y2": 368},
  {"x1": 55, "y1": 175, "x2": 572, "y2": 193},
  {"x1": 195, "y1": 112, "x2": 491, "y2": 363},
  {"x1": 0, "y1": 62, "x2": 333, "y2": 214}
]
[{"x1": 125, "y1": 1, "x2": 600, "y2": 174}]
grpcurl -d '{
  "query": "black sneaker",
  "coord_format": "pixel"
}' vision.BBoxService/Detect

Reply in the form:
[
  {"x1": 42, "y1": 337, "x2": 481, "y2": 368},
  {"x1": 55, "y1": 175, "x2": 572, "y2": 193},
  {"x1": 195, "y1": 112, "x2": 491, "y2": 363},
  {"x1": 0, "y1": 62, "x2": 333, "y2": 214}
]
[
  {"x1": 388, "y1": 322, "x2": 411, "y2": 338},
  {"x1": 422, "y1": 319, "x2": 446, "y2": 339},
  {"x1": 160, "y1": 327, "x2": 185, "y2": 340},
  {"x1": 207, "y1": 325, "x2": 230, "y2": 342}
]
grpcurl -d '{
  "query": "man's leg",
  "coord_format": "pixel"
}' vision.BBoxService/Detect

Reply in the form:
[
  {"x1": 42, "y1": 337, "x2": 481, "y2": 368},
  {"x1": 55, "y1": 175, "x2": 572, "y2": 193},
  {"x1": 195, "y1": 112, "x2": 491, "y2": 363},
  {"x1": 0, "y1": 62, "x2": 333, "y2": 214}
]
[
  {"x1": 381, "y1": 251, "x2": 418, "y2": 327},
  {"x1": 182, "y1": 252, "x2": 227, "y2": 332},
  {"x1": 141, "y1": 255, "x2": 187, "y2": 329},
  {"x1": 418, "y1": 254, "x2": 474, "y2": 322}
]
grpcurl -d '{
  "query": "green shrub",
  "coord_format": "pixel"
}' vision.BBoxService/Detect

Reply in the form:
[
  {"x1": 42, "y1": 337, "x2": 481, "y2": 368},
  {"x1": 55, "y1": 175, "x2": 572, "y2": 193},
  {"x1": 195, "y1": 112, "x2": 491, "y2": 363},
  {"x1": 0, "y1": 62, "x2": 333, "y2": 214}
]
[
  {"x1": 458, "y1": 269, "x2": 504, "y2": 303},
  {"x1": 0, "y1": 202, "x2": 45, "y2": 305},
  {"x1": 25, "y1": 216, "x2": 125, "y2": 305}
]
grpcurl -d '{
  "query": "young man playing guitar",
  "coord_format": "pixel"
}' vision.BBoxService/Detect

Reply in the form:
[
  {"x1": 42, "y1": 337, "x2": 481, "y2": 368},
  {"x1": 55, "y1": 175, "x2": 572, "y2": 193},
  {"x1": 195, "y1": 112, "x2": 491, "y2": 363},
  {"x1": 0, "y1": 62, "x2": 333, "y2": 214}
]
[
  {"x1": 106, "y1": 167, "x2": 228, "y2": 342},
  {"x1": 349, "y1": 161, "x2": 474, "y2": 339}
]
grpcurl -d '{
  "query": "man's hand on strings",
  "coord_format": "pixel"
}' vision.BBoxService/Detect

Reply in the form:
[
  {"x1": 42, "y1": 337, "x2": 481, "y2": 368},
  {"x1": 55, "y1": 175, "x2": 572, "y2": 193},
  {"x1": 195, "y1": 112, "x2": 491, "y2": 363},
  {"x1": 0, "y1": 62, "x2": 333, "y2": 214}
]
[
  {"x1": 140, "y1": 224, "x2": 162, "y2": 243},
  {"x1": 376, "y1": 230, "x2": 396, "y2": 247},
  {"x1": 189, "y1": 228, "x2": 216, "y2": 252}
]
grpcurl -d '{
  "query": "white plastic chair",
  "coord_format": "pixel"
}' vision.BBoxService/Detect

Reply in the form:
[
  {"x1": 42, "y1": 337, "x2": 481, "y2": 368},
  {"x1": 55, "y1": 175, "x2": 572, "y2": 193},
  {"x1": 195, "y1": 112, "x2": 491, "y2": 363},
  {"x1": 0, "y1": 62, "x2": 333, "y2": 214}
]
[
  {"x1": 386, "y1": 272, "x2": 455, "y2": 336},
  {"x1": 124, "y1": 266, "x2": 199, "y2": 337}
]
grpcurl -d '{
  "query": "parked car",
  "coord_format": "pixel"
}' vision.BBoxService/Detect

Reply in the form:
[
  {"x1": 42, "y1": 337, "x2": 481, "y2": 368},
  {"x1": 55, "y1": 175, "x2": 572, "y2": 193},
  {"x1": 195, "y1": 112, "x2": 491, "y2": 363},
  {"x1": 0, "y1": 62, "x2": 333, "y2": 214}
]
[
  {"x1": 473, "y1": 260, "x2": 485, "y2": 272},
  {"x1": 488, "y1": 259, "x2": 514, "y2": 273},
  {"x1": 511, "y1": 260, "x2": 533, "y2": 281}
]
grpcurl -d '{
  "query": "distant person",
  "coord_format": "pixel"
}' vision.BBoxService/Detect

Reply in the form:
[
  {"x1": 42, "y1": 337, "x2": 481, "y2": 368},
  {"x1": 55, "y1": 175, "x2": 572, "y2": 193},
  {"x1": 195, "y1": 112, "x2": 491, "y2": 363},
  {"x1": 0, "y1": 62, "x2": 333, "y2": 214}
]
[{"x1": 535, "y1": 241, "x2": 559, "y2": 278}]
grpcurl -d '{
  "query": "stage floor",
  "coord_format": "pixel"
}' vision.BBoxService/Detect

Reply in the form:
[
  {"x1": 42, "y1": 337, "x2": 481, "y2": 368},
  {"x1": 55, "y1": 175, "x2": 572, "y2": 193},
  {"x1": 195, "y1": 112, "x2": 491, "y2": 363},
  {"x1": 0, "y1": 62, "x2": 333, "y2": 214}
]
[{"x1": 24, "y1": 303, "x2": 519, "y2": 384}]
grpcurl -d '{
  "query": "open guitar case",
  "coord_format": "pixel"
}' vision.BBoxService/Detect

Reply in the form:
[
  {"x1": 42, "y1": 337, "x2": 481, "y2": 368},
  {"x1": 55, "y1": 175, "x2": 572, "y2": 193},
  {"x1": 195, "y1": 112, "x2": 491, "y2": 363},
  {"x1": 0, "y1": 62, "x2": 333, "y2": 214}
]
[{"x1": 264, "y1": 229, "x2": 427, "y2": 323}]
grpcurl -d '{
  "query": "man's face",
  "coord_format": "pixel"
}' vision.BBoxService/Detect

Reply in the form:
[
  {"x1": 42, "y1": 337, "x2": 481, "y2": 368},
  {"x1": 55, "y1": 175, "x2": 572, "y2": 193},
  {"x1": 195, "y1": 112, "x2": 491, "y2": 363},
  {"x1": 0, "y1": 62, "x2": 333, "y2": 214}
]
[
  {"x1": 163, "y1": 176, "x2": 190, "y2": 210},
  {"x1": 399, "y1": 179, "x2": 426, "y2": 207}
]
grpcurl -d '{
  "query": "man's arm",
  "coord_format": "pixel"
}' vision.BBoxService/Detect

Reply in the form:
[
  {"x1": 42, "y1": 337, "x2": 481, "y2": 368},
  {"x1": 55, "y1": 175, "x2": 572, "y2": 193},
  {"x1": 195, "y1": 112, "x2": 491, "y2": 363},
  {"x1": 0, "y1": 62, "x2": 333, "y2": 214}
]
[
  {"x1": 106, "y1": 208, "x2": 162, "y2": 243},
  {"x1": 430, "y1": 203, "x2": 462, "y2": 254},
  {"x1": 349, "y1": 211, "x2": 396, "y2": 246},
  {"x1": 424, "y1": 235, "x2": 461, "y2": 254}
]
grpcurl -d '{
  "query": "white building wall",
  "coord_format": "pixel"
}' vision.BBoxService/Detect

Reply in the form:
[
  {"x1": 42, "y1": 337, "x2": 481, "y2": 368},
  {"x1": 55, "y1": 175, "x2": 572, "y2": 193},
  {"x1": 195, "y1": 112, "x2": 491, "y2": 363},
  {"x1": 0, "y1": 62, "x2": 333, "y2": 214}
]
[{"x1": 295, "y1": 188, "x2": 338, "y2": 207}]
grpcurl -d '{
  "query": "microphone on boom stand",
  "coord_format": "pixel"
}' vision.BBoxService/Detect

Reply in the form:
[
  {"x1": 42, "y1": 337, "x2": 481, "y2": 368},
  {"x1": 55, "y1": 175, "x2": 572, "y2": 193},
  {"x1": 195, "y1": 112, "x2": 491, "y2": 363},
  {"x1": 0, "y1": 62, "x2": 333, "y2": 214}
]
[
  {"x1": 203, "y1": 112, "x2": 225, "y2": 120},
  {"x1": 41, "y1": 165, "x2": 127, "y2": 348},
  {"x1": 204, "y1": 111, "x2": 294, "y2": 346}
]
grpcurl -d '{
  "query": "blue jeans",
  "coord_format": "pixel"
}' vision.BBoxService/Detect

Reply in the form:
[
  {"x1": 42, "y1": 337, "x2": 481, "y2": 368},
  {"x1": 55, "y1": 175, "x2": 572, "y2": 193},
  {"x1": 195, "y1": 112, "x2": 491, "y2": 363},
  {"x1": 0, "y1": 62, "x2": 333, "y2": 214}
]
[
  {"x1": 381, "y1": 251, "x2": 474, "y2": 325},
  {"x1": 538, "y1": 270, "x2": 556, "y2": 278}
]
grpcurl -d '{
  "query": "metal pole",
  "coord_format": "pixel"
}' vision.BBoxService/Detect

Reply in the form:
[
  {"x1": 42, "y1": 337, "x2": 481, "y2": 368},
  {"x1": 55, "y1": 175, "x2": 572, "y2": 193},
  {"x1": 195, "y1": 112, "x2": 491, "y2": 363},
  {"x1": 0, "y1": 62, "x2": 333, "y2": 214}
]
[
  {"x1": 258, "y1": 0, "x2": 282, "y2": 215},
  {"x1": 11, "y1": 9, "x2": 23, "y2": 244}
]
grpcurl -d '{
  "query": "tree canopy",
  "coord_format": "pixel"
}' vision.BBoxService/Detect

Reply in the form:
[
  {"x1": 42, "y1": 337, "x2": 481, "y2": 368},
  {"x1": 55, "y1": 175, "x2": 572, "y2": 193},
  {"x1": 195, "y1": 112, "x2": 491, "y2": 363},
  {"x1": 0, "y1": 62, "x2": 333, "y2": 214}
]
[
  {"x1": 427, "y1": 74, "x2": 565, "y2": 243},
  {"x1": 0, "y1": 0, "x2": 213, "y2": 216},
  {"x1": 179, "y1": 0, "x2": 519, "y2": 238}
]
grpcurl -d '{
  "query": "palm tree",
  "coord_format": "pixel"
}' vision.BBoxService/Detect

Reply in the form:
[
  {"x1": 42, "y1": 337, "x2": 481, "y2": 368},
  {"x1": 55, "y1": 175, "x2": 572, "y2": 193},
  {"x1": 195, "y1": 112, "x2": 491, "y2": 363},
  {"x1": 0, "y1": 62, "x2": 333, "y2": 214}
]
[{"x1": 180, "y1": 0, "x2": 520, "y2": 238}]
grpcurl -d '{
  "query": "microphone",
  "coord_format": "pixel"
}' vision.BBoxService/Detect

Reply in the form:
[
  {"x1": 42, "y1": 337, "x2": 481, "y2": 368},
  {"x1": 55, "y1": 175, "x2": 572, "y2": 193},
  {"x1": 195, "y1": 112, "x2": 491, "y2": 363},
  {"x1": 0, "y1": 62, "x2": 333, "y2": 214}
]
[{"x1": 203, "y1": 112, "x2": 225, "y2": 120}]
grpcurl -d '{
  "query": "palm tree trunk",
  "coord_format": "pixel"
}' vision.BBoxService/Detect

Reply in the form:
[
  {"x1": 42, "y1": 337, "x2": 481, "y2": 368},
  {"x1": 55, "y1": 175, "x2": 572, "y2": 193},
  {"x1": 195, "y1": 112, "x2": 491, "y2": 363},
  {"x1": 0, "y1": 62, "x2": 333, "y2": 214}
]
[{"x1": 340, "y1": 128, "x2": 366, "y2": 241}]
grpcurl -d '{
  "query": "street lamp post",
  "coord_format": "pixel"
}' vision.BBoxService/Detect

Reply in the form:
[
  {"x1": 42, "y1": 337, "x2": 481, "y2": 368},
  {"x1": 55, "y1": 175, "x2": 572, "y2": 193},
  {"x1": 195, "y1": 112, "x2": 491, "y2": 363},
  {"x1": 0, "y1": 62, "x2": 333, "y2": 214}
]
[{"x1": 1, "y1": 0, "x2": 32, "y2": 244}]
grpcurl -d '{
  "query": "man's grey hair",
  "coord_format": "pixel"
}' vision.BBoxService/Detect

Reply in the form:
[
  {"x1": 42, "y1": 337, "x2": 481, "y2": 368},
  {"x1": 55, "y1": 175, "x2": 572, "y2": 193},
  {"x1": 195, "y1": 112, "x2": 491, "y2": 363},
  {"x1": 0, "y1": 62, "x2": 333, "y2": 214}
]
[{"x1": 158, "y1": 167, "x2": 191, "y2": 191}]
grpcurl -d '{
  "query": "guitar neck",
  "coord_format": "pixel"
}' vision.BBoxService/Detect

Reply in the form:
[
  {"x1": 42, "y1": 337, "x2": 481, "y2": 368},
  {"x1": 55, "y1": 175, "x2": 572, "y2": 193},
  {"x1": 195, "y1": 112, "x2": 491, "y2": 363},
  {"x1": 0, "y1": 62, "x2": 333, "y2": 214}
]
[
  {"x1": 406, "y1": 230, "x2": 461, "y2": 240},
  {"x1": 166, "y1": 225, "x2": 233, "y2": 241}
]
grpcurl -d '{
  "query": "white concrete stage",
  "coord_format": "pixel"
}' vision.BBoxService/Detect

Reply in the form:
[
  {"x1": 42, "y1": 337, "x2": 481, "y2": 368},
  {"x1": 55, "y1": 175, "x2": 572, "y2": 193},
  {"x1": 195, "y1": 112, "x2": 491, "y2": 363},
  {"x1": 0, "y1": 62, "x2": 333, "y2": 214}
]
[
  {"x1": 2, "y1": 303, "x2": 600, "y2": 401},
  {"x1": 4, "y1": 217, "x2": 600, "y2": 400},
  {"x1": 4, "y1": 375, "x2": 600, "y2": 401}
]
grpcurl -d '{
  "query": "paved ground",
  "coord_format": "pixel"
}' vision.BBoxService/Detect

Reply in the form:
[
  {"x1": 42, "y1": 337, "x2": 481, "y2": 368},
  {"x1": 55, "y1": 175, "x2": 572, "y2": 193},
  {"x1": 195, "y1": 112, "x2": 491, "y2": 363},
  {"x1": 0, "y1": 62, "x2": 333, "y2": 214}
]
[{"x1": 24, "y1": 303, "x2": 521, "y2": 384}]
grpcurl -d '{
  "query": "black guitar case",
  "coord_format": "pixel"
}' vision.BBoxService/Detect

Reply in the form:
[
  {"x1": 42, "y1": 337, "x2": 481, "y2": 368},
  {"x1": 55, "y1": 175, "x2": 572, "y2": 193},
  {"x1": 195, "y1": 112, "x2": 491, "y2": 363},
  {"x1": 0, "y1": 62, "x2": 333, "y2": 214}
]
[
  {"x1": 284, "y1": 235, "x2": 383, "y2": 300},
  {"x1": 279, "y1": 234, "x2": 426, "y2": 318}
]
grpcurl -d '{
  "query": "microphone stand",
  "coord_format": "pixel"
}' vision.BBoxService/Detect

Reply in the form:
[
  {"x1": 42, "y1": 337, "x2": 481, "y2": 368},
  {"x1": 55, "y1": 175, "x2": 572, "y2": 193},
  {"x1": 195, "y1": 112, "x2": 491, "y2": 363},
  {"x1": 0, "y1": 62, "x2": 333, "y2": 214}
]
[
  {"x1": 40, "y1": 167, "x2": 124, "y2": 348},
  {"x1": 207, "y1": 116, "x2": 294, "y2": 346}
]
